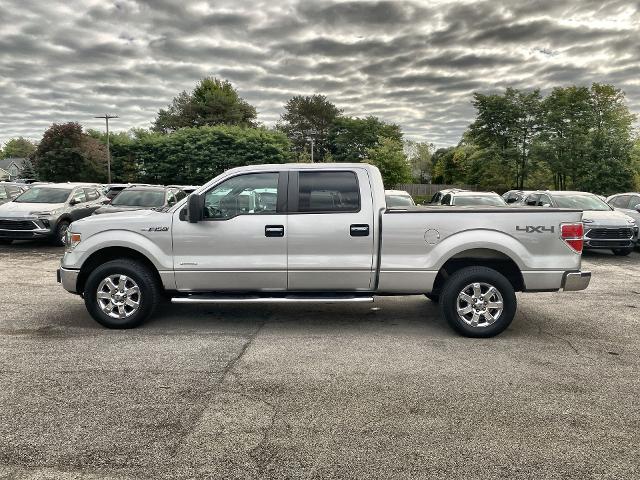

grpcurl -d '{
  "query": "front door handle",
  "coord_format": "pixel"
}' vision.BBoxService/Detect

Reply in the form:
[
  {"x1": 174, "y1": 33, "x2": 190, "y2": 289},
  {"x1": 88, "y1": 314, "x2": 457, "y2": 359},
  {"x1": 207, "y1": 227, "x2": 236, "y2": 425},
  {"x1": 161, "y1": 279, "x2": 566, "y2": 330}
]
[
  {"x1": 350, "y1": 224, "x2": 370, "y2": 237},
  {"x1": 265, "y1": 225, "x2": 285, "y2": 237}
]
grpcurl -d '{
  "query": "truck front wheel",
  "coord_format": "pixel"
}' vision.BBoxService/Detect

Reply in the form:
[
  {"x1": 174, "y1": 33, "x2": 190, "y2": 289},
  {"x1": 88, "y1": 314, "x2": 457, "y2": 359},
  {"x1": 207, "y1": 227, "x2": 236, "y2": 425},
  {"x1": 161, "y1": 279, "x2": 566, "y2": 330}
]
[
  {"x1": 84, "y1": 259, "x2": 160, "y2": 329},
  {"x1": 440, "y1": 266, "x2": 517, "y2": 338}
]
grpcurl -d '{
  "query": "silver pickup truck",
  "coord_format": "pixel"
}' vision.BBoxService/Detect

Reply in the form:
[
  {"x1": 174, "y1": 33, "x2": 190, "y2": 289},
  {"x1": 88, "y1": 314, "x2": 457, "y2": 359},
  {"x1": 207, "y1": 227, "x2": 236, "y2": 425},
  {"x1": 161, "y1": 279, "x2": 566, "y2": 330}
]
[{"x1": 58, "y1": 163, "x2": 590, "y2": 337}]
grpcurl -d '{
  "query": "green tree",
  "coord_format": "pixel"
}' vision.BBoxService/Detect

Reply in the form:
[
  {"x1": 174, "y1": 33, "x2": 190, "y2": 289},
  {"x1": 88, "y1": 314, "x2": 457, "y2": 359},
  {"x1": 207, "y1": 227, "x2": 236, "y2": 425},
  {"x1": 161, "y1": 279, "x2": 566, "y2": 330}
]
[
  {"x1": 328, "y1": 116, "x2": 402, "y2": 162},
  {"x1": 577, "y1": 83, "x2": 636, "y2": 194},
  {"x1": 277, "y1": 95, "x2": 342, "y2": 162},
  {"x1": 538, "y1": 86, "x2": 592, "y2": 189},
  {"x1": 1, "y1": 137, "x2": 37, "y2": 159},
  {"x1": 152, "y1": 77, "x2": 257, "y2": 133},
  {"x1": 469, "y1": 88, "x2": 542, "y2": 189},
  {"x1": 364, "y1": 136, "x2": 411, "y2": 186},
  {"x1": 405, "y1": 140, "x2": 433, "y2": 182},
  {"x1": 34, "y1": 123, "x2": 107, "y2": 182}
]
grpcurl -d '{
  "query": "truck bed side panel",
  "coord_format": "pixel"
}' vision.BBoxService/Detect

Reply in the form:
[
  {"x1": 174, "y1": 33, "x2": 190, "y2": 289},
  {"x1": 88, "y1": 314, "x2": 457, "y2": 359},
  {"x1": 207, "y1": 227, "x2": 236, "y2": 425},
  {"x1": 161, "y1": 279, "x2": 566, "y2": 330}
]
[{"x1": 377, "y1": 208, "x2": 583, "y2": 293}]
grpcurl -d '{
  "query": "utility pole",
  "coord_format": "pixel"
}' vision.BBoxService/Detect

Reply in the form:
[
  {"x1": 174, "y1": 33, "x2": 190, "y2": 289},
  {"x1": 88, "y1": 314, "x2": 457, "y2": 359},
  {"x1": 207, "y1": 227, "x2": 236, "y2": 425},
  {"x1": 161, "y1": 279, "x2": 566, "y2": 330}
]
[
  {"x1": 310, "y1": 137, "x2": 315, "y2": 163},
  {"x1": 94, "y1": 114, "x2": 118, "y2": 183}
]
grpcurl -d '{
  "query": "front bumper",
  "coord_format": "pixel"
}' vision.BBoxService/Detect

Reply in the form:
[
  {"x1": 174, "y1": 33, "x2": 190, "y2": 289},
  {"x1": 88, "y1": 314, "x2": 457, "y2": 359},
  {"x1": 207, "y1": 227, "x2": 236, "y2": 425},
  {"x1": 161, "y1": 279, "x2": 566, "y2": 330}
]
[
  {"x1": 0, "y1": 217, "x2": 55, "y2": 239},
  {"x1": 57, "y1": 267, "x2": 80, "y2": 294},
  {"x1": 583, "y1": 225, "x2": 638, "y2": 249},
  {"x1": 562, "y1": 271, "x2": 591, "y2": 291}
]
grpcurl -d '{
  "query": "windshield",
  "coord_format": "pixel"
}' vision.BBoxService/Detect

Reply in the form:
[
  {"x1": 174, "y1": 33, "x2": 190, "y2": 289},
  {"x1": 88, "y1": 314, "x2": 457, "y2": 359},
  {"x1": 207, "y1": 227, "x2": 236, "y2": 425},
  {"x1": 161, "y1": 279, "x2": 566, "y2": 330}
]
[
  {"x1": 553, "y1": 194, "x2": 611, "y2": 211},
  {"x1": 14, "y1": 187, "x2": 71, "y2": 203},
  {"x1": 111, "y1": 189, "x2": 166, "y2": 207},
  {"x1": 454, "y1": 195, "x2": 506, "y2": 206},
  {"x1": 386, "y1": 195, "x2": 415, "y2": 207}
]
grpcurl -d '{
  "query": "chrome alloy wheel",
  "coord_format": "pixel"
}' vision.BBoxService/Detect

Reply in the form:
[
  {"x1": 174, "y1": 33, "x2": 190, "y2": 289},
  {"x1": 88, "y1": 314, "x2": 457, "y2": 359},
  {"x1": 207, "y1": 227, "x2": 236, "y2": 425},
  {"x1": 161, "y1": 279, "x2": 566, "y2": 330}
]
[
  {"x1": 96, "y1": 274, "x2": 141, "y2": 319},
  {"x1": 456, "y1": 282, "x2": 504, "y2": 328}
]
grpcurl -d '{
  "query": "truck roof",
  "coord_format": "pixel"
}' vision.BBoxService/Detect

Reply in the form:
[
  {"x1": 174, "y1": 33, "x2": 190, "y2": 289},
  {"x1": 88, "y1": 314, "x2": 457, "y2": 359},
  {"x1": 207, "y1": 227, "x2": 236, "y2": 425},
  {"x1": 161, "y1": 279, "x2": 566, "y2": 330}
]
[{"x1": 224, "y1": 163, "x2": 378, "y2": 174}]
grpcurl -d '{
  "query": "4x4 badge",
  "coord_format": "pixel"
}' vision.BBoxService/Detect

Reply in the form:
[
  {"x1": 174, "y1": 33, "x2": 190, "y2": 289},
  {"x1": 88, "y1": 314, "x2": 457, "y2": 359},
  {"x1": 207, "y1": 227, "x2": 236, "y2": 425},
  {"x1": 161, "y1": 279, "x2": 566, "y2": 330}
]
[{"x1": 516, "y1": 226, "x2": 554, "y2": 233}]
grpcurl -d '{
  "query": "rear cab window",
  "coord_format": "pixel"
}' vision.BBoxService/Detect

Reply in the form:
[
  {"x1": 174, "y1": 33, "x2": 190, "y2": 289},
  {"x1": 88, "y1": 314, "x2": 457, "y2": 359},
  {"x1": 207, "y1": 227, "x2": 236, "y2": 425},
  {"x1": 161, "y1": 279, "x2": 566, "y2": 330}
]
[{"x1": 294, "y1": 171, "x2": 360, "y2": 213}]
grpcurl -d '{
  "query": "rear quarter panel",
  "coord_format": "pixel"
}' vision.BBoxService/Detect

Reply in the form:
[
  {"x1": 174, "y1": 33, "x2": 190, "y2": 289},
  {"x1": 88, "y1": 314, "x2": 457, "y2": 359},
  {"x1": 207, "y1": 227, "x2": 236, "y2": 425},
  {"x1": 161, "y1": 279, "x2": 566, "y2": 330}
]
[{"x1": 378, "y1": 207, "x2": 583, "y2": 293}]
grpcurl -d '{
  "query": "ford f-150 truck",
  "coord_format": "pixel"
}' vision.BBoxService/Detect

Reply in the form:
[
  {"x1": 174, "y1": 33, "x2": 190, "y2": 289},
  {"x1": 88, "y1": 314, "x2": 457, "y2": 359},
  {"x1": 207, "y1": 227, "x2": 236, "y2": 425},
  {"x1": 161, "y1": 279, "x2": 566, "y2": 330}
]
[{"x1": 58, "y1": 163, "x2": 590, "y2": 337}]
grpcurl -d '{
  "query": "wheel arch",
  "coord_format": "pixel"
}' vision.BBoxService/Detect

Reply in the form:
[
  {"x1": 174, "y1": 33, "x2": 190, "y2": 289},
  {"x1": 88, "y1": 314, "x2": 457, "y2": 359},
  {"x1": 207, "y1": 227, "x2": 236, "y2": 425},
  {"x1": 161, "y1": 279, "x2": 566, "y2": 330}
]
[
  {"x1": 77, "y1": 246, "x2": 164, "y2": 295},
  {"x1": 432, "y1": 248, "x2": 524, "y2": 294}
]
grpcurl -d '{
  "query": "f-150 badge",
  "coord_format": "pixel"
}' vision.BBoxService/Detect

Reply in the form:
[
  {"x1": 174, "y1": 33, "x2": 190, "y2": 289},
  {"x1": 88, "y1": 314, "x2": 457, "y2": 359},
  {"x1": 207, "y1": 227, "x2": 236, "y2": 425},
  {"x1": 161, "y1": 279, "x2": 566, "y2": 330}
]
[
  {"x1": 142, "y1": 226, "x2": 169, "y2": 232},
  {"x1": 516, "y1": 226, "x2": 555, "y2": 233}
]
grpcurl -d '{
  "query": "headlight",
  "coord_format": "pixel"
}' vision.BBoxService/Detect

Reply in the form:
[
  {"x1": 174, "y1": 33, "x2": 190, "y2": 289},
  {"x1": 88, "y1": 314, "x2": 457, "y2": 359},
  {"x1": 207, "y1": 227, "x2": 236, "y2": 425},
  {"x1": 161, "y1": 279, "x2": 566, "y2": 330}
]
[
  {"x1": 31, "y1": 209, "x2": 59, "y2": 216},
  {"x1": 65, "y1": 231, "x2": 81, "y2": 252},
  {"x1": 626, "y1": 218, "x2": 636, "y2": 224}
]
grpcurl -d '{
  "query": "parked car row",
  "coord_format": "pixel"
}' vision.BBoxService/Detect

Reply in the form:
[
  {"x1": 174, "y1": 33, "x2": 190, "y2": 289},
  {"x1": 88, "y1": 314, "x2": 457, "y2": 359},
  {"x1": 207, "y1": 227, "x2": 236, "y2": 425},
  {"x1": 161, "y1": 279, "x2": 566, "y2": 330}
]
[{"x1": 0, "y1": 182, "x2": 199, "y2": 245}]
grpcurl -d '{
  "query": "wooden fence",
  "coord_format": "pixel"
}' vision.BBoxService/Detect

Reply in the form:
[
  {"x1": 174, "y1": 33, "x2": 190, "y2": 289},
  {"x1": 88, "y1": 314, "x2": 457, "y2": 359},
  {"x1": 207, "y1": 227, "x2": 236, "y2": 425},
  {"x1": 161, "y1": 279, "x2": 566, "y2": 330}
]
[{"x1": 392, "y1": 183, "x2": 478, "y2": 197}]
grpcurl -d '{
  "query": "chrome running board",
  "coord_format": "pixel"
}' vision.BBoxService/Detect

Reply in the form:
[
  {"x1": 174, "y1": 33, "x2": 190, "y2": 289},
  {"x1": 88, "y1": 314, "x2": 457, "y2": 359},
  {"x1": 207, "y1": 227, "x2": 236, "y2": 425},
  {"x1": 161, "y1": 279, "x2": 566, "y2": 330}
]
[{"x1": 171, "y1": 294, "x2": 374, "y2": 304}]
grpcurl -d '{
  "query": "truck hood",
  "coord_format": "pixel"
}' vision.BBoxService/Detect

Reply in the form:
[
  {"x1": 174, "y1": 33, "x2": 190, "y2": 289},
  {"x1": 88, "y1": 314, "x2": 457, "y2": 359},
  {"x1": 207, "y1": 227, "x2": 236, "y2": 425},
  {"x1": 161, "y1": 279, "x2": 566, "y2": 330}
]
[
  {"x1": 93, "y1": 205, "x2": 155, "y2": 215},
  {"x1": 582, "y1": 209, "x2": 635, "y2": 226},
  {"x1": 71, "y1": 208, "x2": 172, "y2": 237},
  {"x1": 0, "y1": 201, "x2": 65, "y2": 217}
]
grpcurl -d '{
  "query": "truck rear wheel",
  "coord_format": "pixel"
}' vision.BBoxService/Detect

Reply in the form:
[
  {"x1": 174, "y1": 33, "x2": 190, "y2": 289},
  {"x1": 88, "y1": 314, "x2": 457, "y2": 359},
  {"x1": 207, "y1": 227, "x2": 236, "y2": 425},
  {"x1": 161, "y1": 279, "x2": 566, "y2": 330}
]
[
  {"x1": 440, "y1": 266, "x2": 517, "y2": 338},
  {"x1": 83, "y1": 259, "x2": 160, "y2": 329}
]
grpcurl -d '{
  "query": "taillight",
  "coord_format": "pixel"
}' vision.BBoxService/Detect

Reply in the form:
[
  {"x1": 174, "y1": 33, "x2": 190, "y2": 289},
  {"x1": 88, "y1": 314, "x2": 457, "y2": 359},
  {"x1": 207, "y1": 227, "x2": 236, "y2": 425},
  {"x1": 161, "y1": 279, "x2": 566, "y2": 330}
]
[{"x1": 561, "y1": 223, "x2": 584, "y2": 253}]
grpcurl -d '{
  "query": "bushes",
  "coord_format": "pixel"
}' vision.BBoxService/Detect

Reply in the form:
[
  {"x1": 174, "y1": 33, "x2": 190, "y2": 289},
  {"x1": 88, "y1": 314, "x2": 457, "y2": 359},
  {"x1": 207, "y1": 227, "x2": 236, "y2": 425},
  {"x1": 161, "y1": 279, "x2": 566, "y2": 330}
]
[{"x1": 110, "y1": 126, "x2": 291, "y2": 185}]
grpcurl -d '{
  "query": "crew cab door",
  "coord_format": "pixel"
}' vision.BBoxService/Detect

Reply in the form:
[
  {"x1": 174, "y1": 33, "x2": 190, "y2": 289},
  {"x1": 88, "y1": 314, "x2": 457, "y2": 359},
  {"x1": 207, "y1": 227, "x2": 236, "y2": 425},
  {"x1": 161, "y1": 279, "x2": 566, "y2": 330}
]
[
  {"x1": 286, "y1": 169, "x2": 375, "y2": 291},
  {"x1": 172, "y1": 171, "x2": 288, "y2": 291}
]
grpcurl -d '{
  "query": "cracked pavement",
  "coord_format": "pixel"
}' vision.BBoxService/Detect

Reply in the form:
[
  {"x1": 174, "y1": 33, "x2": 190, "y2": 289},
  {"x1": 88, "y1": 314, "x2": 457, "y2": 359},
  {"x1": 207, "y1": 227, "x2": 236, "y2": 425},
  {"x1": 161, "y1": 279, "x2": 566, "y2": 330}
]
[{"x1": 0, "y1": 242, "x2": 638, "y2": 479}]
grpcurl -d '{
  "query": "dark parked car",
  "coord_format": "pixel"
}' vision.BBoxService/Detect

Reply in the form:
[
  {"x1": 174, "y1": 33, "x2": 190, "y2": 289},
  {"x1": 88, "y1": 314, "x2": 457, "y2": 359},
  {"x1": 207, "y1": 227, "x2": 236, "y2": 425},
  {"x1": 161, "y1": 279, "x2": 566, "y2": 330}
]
[
  {"x1": 0, "y1": 183, "x2": 106, "y2": 245},
  {"x1": 103, "y1": 183, "x2": 151, "y2": 201},
  {"x1": 0, "y1": 182, "x2": 28, "y2": 205},
  {"x1": 93, "y1": 186, "x2": 186, "y2": 215},
  {"x1": 520, "y1": 191, "x2": 638, "y2": 255},
  {"x1": 502, "y1": 190, "x2": 535, "y2": 204}
]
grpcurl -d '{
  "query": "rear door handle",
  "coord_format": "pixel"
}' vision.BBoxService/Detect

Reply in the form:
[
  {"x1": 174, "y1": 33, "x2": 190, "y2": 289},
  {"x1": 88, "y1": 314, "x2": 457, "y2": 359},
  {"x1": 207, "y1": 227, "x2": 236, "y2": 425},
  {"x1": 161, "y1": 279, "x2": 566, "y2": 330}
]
[
  {"x1": 350, "y1": 224, "x2": 370, "y2": 237},
  {"x1": 265, "y1": 225, "x2": 285, "y2": 237}
]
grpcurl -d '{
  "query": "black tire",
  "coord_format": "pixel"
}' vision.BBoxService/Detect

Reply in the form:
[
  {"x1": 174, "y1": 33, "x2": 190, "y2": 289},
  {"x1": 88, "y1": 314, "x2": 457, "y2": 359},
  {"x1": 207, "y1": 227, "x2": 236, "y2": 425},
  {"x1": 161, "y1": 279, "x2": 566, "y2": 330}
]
[
  {"x1": 0, "y1": 239, "x2": 12, "y2": 245},
  {"x1": 53, "y1": 220, "x2": 70, "y2": 247},
  {"x1": 424, "y1": 293, "x2": 439, "y2": 303},
  {"x1": 84, "y1": 259, "x2": 160, "y2": 329},
  {"x1": 440, "y1": 266, "x2": 517, "y2": 338},
  {"x1": 612, "y1": 248, "x2": 633, "y2": 256}
]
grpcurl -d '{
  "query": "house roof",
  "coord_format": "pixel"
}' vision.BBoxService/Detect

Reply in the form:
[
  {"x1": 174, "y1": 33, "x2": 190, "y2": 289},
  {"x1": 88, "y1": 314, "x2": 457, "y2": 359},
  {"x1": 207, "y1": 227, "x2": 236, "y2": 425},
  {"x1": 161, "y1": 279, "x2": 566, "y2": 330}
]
[{"x1": 0, "y1": 157, "x2": 29, "y2": 170}]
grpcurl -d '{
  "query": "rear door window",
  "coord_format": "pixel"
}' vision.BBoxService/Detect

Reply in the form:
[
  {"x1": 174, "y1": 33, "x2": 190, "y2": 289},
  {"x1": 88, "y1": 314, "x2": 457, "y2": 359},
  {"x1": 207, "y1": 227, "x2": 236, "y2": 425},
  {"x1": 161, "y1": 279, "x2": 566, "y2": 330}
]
[
  {"x1": 627, "y1": 196, "x2": 640, "y2": 209},
  {"x1": 295, "y1": 171, "x2": 360, "y2": 213},
  {"x1": 525, "y1": 194, "x2": 539, "y2": 206},
  {"x1": 610, "y1": 195, "x2": 630, "y2": 208},
  {"x1": 84, "y1": 188, "x2": 100, "y2": 201}
]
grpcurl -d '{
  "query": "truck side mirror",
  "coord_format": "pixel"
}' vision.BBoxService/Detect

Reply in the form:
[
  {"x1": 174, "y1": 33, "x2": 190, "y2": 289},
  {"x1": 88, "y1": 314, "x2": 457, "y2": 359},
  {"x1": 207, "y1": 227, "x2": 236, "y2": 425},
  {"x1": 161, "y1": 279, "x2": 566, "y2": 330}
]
[
  {"x1": 635, "y1": 204, "x2": 640, "y2": 213},
  {"x1": 187, "y1": 193, "x2": 203, "y2": 223}
]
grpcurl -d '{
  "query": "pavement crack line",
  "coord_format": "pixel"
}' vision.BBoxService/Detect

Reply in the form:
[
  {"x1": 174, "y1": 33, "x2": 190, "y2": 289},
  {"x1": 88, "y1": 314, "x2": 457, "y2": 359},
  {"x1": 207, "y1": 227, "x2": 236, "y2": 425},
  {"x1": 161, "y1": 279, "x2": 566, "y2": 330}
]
[{"x1": 520, "y1": 311, "x2": 582, "y2": 356}]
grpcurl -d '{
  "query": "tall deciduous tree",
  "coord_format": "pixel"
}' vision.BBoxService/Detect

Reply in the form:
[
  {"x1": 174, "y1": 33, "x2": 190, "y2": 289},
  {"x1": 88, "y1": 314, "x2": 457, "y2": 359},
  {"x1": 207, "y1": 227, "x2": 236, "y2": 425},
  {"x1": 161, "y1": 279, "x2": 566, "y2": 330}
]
[
  {"x1": 469, "y1": 88, "x2": 542, "y2": 189},
  {"x1": 364, "y1": 136, "x2": 411, "y2": 186},
  {"x1": 277, "y1": 95, "x2": 342, "y2": 161},
  {"x1": 152, "y1": 77, "x2": 257, "y2": 133},
  {"x1": 328, "y1": 116, "x2": 402, "y2": 162},
  {"x1": 34, "y1": 123, "x2": 107, "y2": 182},
  {"x1": 1, "y1": 137, "x2": 37, "y2": 159},
  {"x1": 405, "y1": 140, "x2": 434, "y2": 182}
]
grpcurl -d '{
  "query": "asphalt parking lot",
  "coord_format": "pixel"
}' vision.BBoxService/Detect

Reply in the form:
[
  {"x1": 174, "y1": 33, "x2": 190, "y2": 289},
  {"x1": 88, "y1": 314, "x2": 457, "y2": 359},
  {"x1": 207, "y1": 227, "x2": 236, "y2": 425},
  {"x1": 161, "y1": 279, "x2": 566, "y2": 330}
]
[{"x1": 0, "y1": 243, "x2": 638, "y2": 479}]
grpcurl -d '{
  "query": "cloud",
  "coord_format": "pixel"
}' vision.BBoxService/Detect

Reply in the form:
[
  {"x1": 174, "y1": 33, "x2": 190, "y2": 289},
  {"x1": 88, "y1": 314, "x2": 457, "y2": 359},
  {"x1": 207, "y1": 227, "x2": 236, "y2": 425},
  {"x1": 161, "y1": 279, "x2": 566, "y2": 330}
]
[{"x1": 0, "y1": 0, "x2": 639, "y2": 149}]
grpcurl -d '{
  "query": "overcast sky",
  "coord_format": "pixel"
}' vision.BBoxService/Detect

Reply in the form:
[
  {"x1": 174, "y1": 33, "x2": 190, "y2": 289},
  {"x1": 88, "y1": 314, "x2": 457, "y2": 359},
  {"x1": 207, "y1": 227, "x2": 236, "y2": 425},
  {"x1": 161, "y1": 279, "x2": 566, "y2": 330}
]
[{"x1": 1, "y1": 0, "x2": 639, "y2": 148}]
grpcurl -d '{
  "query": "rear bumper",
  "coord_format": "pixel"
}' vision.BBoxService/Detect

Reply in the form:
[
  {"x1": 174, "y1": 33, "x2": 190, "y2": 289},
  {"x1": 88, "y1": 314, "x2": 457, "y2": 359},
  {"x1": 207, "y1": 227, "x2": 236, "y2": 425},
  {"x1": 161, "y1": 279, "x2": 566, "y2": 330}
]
[
  {"x1": 562, "y1": 271, "x2": 591, "y2": 292},
  {"x1": 57, "y1": 267, "x2": 80, "y2": 294}
]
